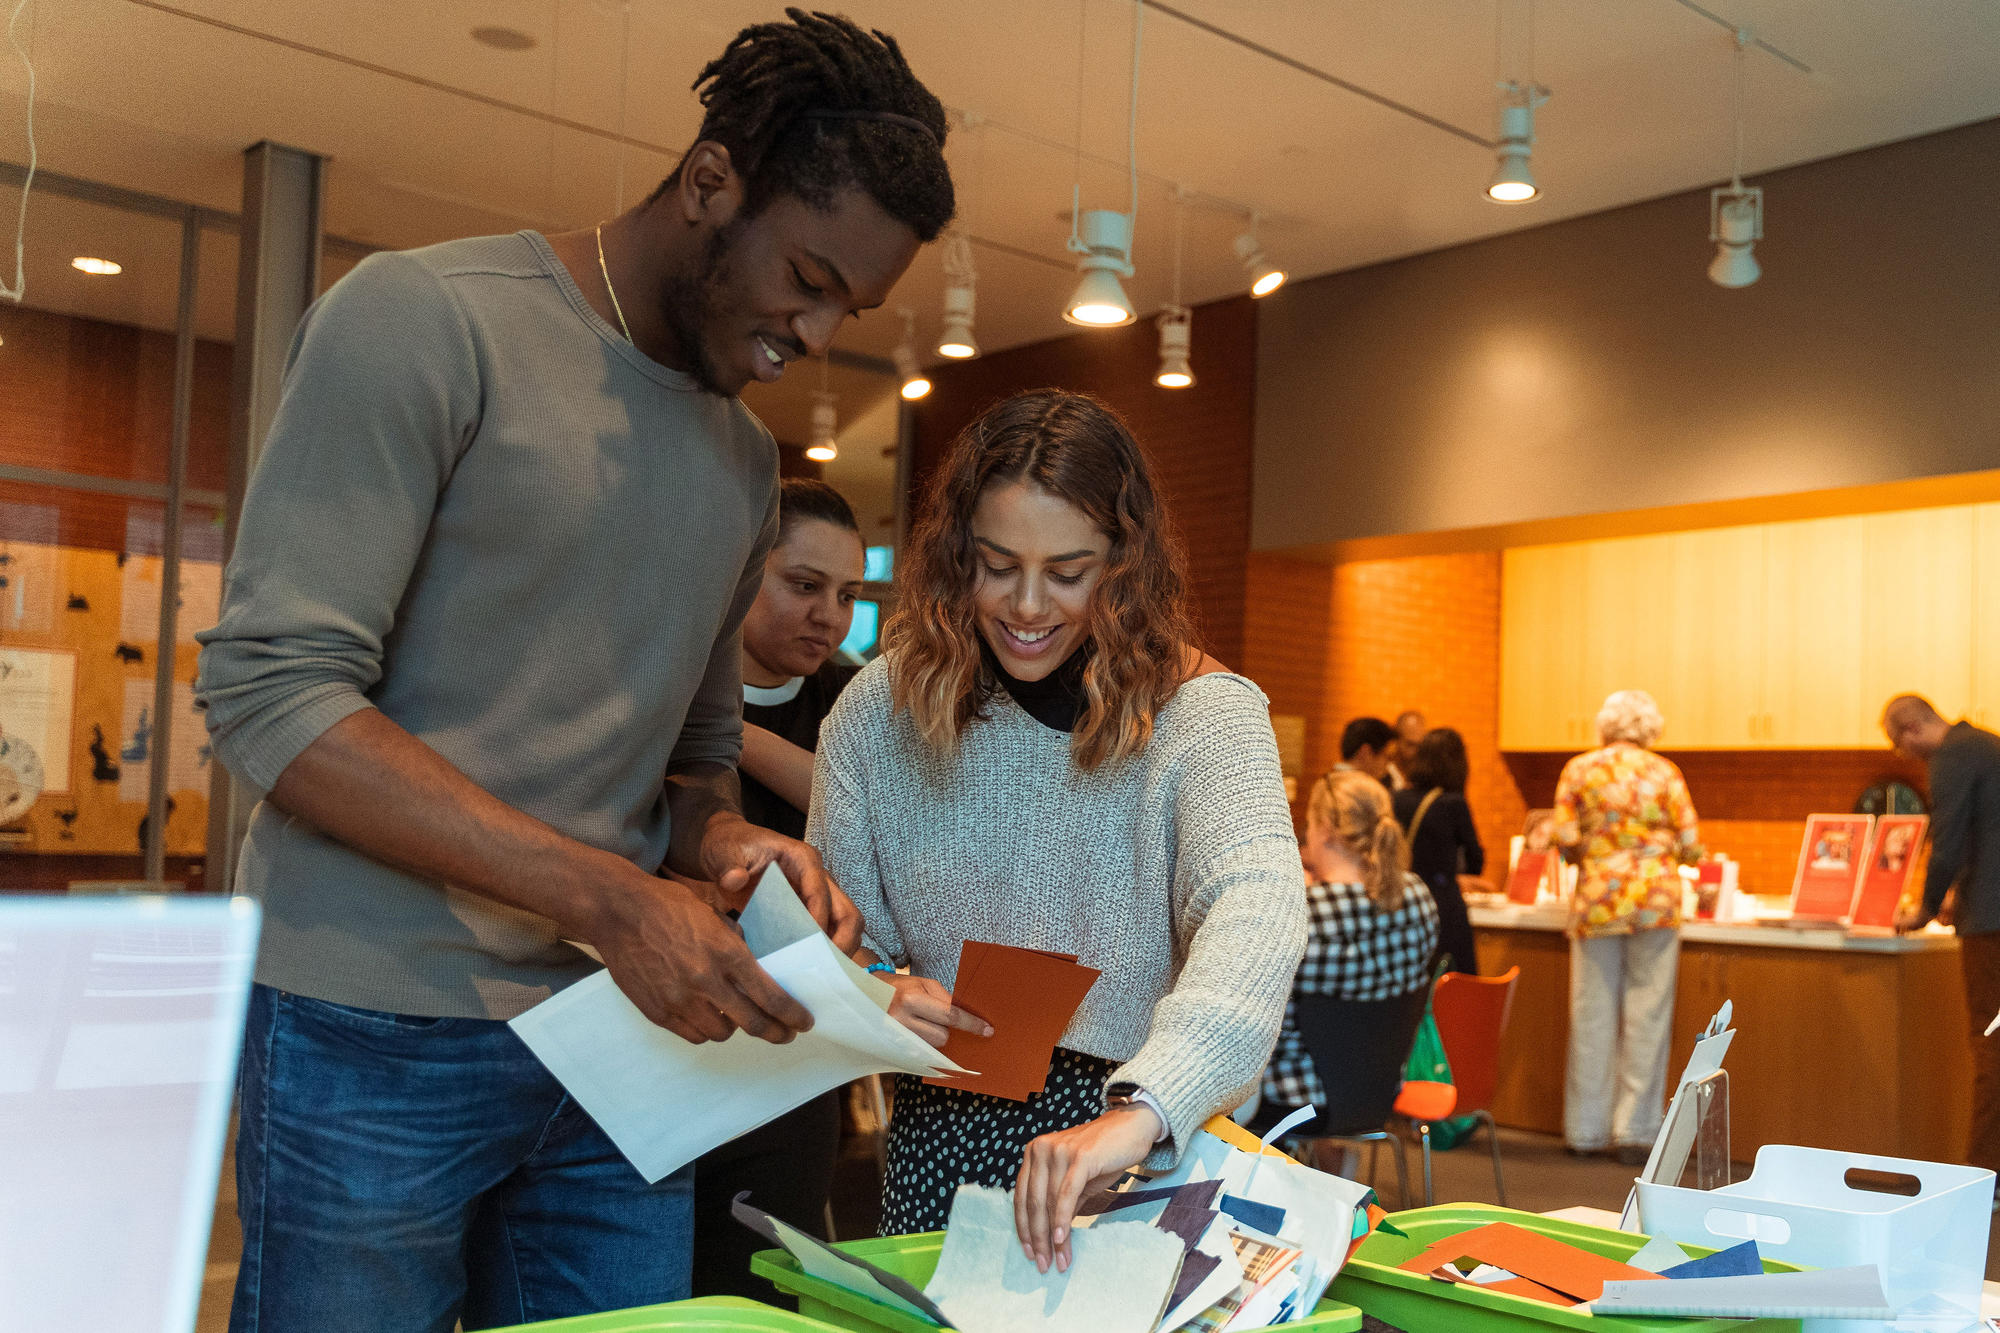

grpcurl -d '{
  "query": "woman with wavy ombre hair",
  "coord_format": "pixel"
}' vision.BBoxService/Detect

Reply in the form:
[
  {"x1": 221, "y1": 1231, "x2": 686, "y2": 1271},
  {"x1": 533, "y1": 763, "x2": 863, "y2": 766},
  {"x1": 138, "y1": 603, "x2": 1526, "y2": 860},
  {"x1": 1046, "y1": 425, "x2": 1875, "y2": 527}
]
[
  {"x1": 806, "y1": 389, "x2": 1306, "y2": 1270},
  {"x1": 884, "y1": 388, "x2": 1198, "y2": 770}
]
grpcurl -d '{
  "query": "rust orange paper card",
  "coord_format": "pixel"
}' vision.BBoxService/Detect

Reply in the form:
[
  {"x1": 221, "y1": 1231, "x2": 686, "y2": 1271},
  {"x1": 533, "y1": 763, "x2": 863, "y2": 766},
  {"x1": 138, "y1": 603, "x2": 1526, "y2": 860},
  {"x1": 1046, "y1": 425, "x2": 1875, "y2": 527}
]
[
  {"x1": 924, "y1": 941, "x2": 1099, "y2": 1102},
  {"x1": 1396, "y1": 1222, "x2": 1664, "y2": 1303}
]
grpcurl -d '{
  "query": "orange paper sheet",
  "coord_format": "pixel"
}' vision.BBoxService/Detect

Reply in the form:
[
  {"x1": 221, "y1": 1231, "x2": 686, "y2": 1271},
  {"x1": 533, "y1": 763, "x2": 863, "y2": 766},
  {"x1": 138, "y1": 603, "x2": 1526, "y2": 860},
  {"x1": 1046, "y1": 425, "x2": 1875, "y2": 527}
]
[
  {"x1": 923, "y1": 941, "x2": 1099, "y2": 1102},
  {"x1": 1396, "y1": 1222, "x2": 1665, "y2": 1305}
]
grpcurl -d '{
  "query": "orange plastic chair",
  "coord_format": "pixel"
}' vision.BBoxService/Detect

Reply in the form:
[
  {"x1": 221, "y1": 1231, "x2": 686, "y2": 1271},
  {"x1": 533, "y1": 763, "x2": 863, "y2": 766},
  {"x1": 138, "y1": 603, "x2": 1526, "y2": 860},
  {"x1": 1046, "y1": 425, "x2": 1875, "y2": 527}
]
[{"x1": 1390, "y1": 966, "x2": 1521, "y2": 1206}]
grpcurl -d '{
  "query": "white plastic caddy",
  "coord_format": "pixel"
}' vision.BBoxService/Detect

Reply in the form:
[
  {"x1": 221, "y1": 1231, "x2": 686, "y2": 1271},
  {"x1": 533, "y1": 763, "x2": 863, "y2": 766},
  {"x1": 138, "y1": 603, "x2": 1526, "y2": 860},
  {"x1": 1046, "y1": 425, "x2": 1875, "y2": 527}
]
[{"x1": 1635, "y1": 1144, "x2": 1993, "y2": 1333}]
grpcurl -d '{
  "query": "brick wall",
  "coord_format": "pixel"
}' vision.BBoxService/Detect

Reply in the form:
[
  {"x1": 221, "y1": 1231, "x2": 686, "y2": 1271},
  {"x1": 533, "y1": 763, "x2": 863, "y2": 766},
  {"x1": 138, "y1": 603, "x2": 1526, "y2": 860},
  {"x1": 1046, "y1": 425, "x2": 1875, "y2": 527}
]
[
  {"x1": 1243, "y1": 549, "x2": 1529, "y2": 860},
  {"x1": 911, "y1": 297, "x2": 1257, "y2": 665},
  {"x1": 1242, "y1": 552, "x2": 1335, "y2": 773}
]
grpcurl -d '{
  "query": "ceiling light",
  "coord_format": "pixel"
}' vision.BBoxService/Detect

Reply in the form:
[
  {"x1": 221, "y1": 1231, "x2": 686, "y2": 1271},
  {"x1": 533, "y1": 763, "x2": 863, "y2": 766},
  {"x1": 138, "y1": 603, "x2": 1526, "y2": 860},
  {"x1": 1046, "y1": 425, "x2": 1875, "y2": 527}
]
[
  {"x1": 71, "y1": 257, "x2": 121, "y2": 275},
  {"x1": 1155, "y1": 306, "x2": 1193, "y2": 389},
  {"x1": 1486, "y1": 81, "x2": 1548, "y2": 204},
  {"x1": 471, "y1": 26, "x2": 537, "y2": 51},
  {"x1": 1233, "y1": 219, "x2": 1285, "y2": 298},
  {"x1": 806, "y1": 389, "x2": 838, "y2": 462},
  {"x1": 1064, "y1": 209, "x2": 1136, "y2": 328},
  {"x1": 1708, "y1": 190, "x2": 1763, "y2": 288},
  {"x1": 893, "y1": 308, "x2": 931, "y2": 400},
  {"x1": 1708, "y1": 30, "x2": 1763, "y2": 289},
  {"x1": 1061, "y1": 6, "x2": 1145, "y2": 330},
  {"x1": 937, "y1": 232, "x2": 978, "y2": 359}
]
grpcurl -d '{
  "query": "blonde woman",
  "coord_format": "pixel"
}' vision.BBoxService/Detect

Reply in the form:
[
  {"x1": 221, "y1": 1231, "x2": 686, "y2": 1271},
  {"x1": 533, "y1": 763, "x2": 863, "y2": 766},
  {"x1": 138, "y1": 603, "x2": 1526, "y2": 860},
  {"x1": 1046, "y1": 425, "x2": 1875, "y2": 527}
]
[
  {"x1": 808, "y1": 389, "x2": 1305, "y2": 1271},
  {"x1": 1554, "y1": 689, "x2": 1701, "y2": 1165},
  {"x1": 1262, "y1": 770, "x2": 1441, "y2": 1117}
]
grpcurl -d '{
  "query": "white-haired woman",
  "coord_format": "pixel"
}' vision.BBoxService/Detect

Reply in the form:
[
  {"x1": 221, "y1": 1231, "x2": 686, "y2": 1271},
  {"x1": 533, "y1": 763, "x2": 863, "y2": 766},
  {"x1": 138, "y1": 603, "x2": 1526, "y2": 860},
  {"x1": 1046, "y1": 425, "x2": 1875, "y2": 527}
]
[{"x1": 1552, "y1": 689, "x2": 1702, "y2": 1165}]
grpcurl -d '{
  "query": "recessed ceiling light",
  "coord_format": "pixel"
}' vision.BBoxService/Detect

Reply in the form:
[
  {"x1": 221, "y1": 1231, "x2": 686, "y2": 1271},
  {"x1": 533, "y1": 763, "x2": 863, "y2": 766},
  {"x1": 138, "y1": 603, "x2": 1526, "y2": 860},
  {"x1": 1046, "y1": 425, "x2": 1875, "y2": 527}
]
[
  {"x1": 471, "y1": 25, "x2": 537, "y2": 51},
  {"x1": 71, "y1": 257, "x2": 122, "y2": 275}
]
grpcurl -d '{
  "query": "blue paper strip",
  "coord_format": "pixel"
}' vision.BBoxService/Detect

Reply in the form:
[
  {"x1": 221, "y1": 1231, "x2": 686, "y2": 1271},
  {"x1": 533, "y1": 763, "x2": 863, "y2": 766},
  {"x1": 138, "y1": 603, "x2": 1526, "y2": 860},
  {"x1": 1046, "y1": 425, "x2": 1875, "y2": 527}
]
[
  {"x1": 1219, "y1": 1194, "x2": 1286, "y2": 1235},
  {"x1": 1662, "y1": 1239, "x2": 1762, "y2": 1280}
]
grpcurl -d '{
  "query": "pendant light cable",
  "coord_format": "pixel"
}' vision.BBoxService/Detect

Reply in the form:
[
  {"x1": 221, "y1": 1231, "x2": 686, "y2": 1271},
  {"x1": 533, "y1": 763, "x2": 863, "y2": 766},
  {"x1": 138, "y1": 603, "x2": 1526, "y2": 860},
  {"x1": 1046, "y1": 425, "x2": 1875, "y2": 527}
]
[
  {"x1": 1, "y1": 0, "x2": 37, "y2": 304},
  {"x1": 1729, "y1": 28, "x2": 1746, "y2": 188},
  {"x1": 1125, "y1": 0, "x2": 1143, "y2": 225}
]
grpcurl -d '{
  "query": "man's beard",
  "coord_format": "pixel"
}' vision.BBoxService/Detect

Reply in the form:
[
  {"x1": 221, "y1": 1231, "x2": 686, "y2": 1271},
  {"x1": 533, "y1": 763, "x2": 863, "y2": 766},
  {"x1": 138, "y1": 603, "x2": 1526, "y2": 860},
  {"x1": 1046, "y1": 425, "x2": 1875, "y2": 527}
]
[{"x1": 658, "y1": 219, "x2": 742, "y2": 398}]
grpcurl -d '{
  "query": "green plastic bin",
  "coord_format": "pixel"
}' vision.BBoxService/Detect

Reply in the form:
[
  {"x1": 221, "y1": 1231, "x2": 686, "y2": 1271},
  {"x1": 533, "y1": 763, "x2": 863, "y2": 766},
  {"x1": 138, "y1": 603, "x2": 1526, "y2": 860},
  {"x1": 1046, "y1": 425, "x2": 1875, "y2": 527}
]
[
  {"x1": 751, "y1": 1230, "x2": 1365, "y2": 1332},
  {"x1": 488, "y1": 1294, "x2": 848, "y2": 1331},
  {"x1": 1327, "y1": 1204, "x2": 1804, "y2": 1333}
]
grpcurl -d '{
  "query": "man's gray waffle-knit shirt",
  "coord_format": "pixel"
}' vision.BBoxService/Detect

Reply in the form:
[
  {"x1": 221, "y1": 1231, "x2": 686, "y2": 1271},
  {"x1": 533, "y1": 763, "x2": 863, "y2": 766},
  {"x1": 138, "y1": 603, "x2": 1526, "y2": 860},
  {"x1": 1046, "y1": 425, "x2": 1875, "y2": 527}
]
[
  {"x1": 196, "y1": 232, "x2": 778, "y2": 1020},
  {"x1": 807, "y1": 659, "x2": 1308, "y2": 1167}
]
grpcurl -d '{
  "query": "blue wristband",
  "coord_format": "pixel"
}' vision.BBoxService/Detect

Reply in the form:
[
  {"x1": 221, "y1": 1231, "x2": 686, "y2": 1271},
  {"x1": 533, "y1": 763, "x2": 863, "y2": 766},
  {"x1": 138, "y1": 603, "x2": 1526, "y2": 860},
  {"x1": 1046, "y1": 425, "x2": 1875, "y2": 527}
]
[{"x1": 865, "y1": 960, "x2": 896, "y2": 976}]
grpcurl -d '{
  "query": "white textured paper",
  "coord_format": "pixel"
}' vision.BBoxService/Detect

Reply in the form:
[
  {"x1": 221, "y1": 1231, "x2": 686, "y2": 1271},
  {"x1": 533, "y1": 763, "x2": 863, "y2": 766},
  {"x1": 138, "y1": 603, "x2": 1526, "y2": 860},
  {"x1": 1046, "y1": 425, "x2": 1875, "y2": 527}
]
[
  {"x1": 0, "y1": 646, "x2": 74, "y2": 794},
  {"x1": 924, "y1": 1185, "x2": 1184, "y2": 1333},
  {"x1": 510, "y1": 868, "x2": 961, "y2": 1182}
]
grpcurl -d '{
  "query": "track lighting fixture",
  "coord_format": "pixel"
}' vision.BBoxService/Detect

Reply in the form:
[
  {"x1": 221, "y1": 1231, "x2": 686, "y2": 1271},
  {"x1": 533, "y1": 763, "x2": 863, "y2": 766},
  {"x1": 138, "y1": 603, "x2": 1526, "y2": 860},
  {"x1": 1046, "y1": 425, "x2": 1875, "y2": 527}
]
[
  {"x1": 1233, "y1": 218, "x2": 1285, "y2": 298},
  {"x1": 806, "y1": 354, "x2": 837, "y2": 461},
  {"x1": 1062, "y1": 0, "x2": 1143, "y2": 329},
  {"x1": 805, "y1": 390, "x2": 837, "y2": 462},
  {"x1": 1156, "y1": 194, "x2": 1194, "y2": 388},
  {"x1": 937, "y1": 231, "x2": 978, "y2": 359},
  {"x1": 1708, "y1": 30, "x2": 1763, "y2": 289},
  {"x1": 1155, "y1": 306, "x2": 1193, "y2": 388},
  {"x1": 893, "y1": 309, "x2": 931, "y2": 400},
  {"x1": 1064, "y1": 209, "x2": 1137, "y2": 327},
  {"x1": 1486, "y1": 80, "x2": 1548, "y2": 203}
]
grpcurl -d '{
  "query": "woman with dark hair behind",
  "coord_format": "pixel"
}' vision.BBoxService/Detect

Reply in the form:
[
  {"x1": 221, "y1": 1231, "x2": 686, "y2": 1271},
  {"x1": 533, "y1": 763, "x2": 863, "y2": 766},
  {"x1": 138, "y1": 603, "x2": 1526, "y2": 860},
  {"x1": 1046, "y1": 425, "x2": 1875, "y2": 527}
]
[
  {"x1": 690, "y1": 476, "x2": 864, "y2": 1297},
  {"x1": 1393, "y1": 726, "x2": 1486, "y2": 975},
  {"x1": 809, "y1": 389, "x2": 1305, "y2": 1272}
]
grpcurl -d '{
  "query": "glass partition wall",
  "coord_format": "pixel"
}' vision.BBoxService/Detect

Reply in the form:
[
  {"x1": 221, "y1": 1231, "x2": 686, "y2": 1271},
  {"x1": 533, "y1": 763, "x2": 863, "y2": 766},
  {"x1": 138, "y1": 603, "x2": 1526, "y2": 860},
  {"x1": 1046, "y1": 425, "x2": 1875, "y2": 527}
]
[{"x1": 0, "y1": 167, "x2": 236, "y2": 893}]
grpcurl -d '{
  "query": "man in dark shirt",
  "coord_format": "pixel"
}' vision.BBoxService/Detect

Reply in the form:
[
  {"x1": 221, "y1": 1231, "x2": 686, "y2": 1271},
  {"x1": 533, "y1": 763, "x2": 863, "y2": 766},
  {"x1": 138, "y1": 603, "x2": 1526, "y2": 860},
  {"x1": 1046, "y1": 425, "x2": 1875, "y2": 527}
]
[
  {"x1": 1336, "y1": 716, "x2": 1398, "y2": 787},
  {"x1": 1883, "y1": 694, "x2": 2000, "y2": 1177}
]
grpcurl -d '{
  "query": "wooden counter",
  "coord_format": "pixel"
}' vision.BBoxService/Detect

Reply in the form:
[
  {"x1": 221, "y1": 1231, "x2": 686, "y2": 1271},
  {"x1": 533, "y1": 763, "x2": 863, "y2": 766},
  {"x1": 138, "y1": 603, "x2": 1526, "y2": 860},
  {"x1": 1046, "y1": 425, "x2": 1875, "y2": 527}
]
[{"x1": 1471, "y1": 905, "x2": 1973, "y2": 1164}]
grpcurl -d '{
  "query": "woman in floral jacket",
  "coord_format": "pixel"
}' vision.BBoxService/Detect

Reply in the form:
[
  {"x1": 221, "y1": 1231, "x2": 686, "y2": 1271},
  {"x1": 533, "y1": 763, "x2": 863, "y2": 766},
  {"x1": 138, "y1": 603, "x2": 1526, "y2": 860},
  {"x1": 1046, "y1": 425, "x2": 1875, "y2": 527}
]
[{"x1": 1553, "y1": 689, "x2": 1702, "y2": 1164}]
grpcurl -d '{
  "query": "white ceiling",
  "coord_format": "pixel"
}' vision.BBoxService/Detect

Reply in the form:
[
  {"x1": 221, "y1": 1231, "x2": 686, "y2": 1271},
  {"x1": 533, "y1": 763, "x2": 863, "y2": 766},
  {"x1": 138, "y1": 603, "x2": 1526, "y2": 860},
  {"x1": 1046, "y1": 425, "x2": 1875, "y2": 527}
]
[{"x1": 3, "y1": 0, "x2": 1998, "y2": 470}]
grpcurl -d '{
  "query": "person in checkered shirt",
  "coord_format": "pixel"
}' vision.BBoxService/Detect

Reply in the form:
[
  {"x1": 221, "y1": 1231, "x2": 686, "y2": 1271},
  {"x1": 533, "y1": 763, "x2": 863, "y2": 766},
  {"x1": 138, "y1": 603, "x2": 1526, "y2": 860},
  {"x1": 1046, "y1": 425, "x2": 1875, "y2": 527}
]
[{"x1": 1262, "y1": 769, "x2": 1440, "y2": 1110}]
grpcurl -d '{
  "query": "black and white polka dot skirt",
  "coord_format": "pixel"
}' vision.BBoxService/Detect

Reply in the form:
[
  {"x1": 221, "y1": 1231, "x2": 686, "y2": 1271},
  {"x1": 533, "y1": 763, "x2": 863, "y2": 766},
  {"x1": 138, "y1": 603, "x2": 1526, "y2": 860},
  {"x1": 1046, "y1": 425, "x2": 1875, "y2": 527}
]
[{"x1": 878, "y1": 1047, "x2": 1117, "y2": 1235}]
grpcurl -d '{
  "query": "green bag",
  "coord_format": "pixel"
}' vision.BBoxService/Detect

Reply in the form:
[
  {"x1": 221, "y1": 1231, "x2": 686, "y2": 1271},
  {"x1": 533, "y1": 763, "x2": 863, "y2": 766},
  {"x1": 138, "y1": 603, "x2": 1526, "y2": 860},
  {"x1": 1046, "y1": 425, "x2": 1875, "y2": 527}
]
[{"x1": 1401, "y1": 978, "x2": 1482, "y2": 1150}]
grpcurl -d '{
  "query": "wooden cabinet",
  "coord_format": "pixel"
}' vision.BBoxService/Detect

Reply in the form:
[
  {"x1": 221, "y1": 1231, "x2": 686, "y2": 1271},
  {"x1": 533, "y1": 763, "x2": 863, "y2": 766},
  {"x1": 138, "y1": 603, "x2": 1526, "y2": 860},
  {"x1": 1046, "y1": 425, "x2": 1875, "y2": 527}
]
[
  {"x1": 1667, "y1": 526, "x2": 1766, "y2": 747},
  {"x1": 1858, "y1": 507, "x2": 1974, "y2": 737},
  {"x1": 1500, "y1": 544, "x2": 1588, "y2": 749},
  {"x1": 1974, "y1": 503, "x2": 2000, "y2": 730},
  {"x1": 1763, "y1": 516, "x2": 1866, "y2": 746},
  {"x1": 1578, "y1": 533, "x2": 1680, "y2": 737},
  {"x1": 1499, "y1": 504, "x2": 1982, "y2": 750}
]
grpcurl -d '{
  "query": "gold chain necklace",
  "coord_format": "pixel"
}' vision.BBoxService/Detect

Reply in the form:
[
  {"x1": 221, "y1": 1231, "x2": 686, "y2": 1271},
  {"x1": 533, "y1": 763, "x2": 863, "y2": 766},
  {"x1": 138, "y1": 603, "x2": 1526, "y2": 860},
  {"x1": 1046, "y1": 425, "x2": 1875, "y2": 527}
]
[{"x1": 594, "y1": 224, "x2": 633, "y2": 343}]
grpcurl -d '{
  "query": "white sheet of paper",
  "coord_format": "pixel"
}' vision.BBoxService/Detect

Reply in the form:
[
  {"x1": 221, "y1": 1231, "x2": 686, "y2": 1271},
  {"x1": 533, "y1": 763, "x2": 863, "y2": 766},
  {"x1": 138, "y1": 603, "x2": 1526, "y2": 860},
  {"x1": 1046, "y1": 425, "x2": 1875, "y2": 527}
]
[
  {"x1": 768, "y1": 1214, "x2": 945, "y2": 1324},
  {"x1": 510, "y1": 913, "x2": 961, "y2": 1182},
  {"x1": 924, "y1": 1185, "x2": 1184, "y2": 1333},
  {"x1": 1584, "y1": 1266, "x2": 1893, "y2": 1319},
  {"x1": 1216, "y1": 1154, "x2": 1367, "y2": 1272}
]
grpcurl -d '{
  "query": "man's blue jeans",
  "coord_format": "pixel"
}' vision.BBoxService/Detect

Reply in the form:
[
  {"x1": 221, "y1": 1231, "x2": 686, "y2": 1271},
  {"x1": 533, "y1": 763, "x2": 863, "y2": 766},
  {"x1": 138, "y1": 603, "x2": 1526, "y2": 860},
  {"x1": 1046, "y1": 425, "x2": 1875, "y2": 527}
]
[{"x1": 229, "y1": 984, "x2": 693, "y2": 1332}]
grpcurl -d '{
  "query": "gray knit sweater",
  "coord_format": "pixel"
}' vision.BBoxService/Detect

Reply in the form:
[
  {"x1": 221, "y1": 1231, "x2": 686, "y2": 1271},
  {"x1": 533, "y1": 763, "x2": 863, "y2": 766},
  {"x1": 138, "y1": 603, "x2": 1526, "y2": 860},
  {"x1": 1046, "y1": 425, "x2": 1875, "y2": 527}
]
[{"x1": 806, "y1": 658, "x2": 1307, "y2": 1168}]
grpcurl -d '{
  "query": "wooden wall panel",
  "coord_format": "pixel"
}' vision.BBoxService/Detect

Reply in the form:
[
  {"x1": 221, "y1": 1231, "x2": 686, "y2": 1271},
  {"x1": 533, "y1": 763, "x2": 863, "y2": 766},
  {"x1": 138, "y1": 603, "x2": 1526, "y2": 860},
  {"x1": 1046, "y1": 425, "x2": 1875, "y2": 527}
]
[{"x1": 909, "y1": 297, "x2": 1257, "y2": 665}]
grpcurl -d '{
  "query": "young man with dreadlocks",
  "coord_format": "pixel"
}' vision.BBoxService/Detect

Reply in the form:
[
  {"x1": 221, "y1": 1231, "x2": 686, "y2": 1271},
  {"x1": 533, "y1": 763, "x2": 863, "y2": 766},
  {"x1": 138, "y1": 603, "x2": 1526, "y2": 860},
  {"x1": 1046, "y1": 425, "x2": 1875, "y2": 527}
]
[{"x1": 195, "y1": 12, "x2": 952, "y2": 1330}]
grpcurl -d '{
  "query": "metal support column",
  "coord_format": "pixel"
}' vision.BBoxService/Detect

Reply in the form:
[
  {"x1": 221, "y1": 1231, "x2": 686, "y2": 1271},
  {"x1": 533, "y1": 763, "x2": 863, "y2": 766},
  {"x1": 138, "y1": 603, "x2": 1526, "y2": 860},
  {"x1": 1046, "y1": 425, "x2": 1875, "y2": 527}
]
[
  {"x1": 206, "y1": 140, "x2": 323, "y2": 895},
  {"x1": 143, "y1": 212, "x2": 201, "y2": 884}
]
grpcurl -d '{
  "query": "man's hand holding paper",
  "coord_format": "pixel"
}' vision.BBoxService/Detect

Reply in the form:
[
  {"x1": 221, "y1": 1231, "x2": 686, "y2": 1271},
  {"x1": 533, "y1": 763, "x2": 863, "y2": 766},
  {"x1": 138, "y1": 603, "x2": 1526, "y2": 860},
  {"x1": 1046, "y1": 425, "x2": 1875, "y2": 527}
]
[{"x1": 513, "y1": 864, "x2": 965, "y2": 1182}]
